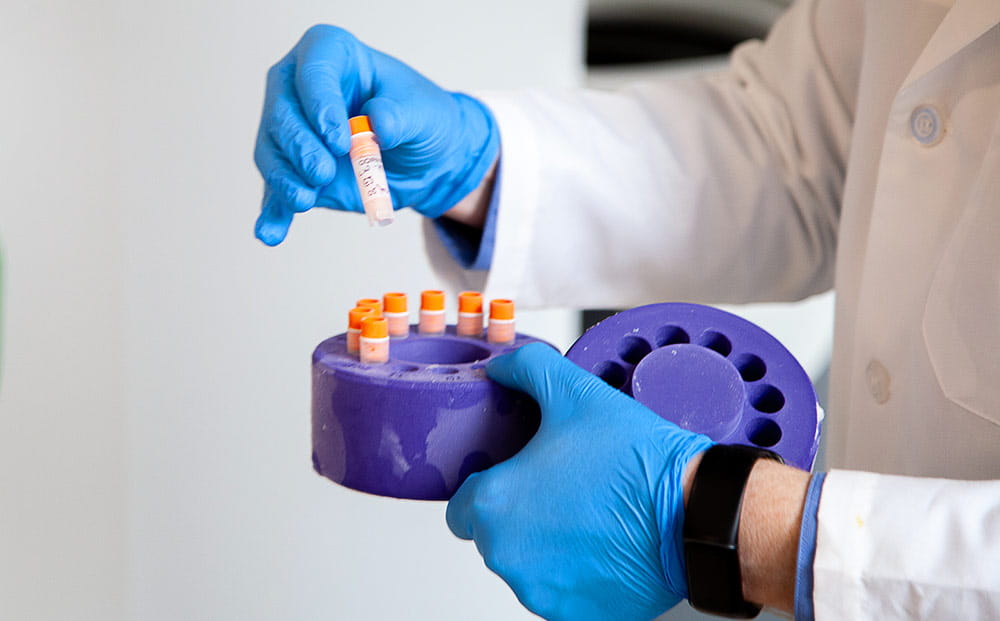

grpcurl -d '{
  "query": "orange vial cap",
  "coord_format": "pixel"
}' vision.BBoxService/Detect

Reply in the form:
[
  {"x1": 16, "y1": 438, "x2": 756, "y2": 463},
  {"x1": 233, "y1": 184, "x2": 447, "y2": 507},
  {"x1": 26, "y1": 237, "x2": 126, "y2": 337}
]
[
  {"x1": 490, "y1": 299, "x2": 515, "y2": 320},
  {"x1": 421, "y1": 290, "x2": 446, "y2": 312},
  {"x1": 357, "y1": 298, "x2": 383, "y2": 317},
  {"x1": 349, "y1": 306, "x2": 375, "y2": 329},
  {"x1": 458, "y1": 291, "x2": 484, "y2": 314},
  {"x1": 383, "y1": 292, "x2": 408, "y2": 313},
  {"x1": 360, "y1": 316, "x2": 389, "y2": 339},
  {"x1": 349, "y1": 115, "x2": 373, "y2": 135}
]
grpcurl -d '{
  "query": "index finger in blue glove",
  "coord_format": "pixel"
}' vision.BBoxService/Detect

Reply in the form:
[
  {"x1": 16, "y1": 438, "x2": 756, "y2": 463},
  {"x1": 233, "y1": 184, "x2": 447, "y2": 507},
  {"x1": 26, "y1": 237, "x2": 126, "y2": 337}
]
[
  {"x1": 486, "y1": 342, "x2": 614, "y2": 420},
  {"x1": 294, "y1": 25, "x2": 356, "y2": 155},
  {"x1": 255, "y1": 185, "x2": 294, "y2": 246}
]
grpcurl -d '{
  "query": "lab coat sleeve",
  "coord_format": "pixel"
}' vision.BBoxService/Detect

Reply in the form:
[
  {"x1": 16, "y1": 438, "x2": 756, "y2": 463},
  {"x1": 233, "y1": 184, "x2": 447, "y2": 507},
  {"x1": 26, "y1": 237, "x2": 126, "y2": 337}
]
[
  {"x1": 813, "y1": 470, "x2": 1000, "y2": 620},
  {"x1": 424, "y1": 0, "x2": 861, "y2": 308}
]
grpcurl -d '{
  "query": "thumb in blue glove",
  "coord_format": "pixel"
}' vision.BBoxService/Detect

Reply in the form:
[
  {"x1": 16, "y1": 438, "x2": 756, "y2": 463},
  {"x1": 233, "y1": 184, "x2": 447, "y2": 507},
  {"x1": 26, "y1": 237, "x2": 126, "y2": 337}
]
[
  {"x1": 254, "y1": 25, "x2": 500, "y2": 245},
  {"x1": 446, "y1": 342, "x2": 714, "y2": 621}
]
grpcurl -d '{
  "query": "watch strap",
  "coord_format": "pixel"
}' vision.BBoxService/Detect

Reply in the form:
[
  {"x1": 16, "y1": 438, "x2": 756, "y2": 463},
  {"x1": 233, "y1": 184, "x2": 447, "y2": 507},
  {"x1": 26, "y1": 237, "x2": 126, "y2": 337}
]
[{"x1": 683, "y1": 444, "x2": 783, "y2": 618}]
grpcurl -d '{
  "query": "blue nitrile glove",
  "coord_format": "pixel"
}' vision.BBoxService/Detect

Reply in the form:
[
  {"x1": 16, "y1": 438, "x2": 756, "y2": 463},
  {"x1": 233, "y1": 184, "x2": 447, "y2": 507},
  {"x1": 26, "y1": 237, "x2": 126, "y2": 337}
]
[
  {"x1": 447, "y1": 343, "x2": 715, "y2": 621},
  {"x1": 253, "y1": 24, "x2": 500, "y2": 245}
]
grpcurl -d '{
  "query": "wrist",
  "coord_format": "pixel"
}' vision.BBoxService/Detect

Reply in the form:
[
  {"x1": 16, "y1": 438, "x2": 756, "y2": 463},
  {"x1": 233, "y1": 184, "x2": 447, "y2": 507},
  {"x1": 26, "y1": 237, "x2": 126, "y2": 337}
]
[
  {"x1": 737, "y1": 459, "x2": 810, "y2": 612},
  {"x1": 443, "y1": 156, "x2": 498, "y2": 228},
  {"x1": 682, "y1": 446, "x2": 809, "y2": 614}
]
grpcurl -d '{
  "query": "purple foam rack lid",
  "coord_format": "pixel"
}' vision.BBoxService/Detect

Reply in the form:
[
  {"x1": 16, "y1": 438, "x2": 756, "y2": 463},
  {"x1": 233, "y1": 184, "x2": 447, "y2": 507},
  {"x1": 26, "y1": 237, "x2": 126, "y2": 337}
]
[{"x1": 565, "y1": 303, "x2": 822, "y2": 470}]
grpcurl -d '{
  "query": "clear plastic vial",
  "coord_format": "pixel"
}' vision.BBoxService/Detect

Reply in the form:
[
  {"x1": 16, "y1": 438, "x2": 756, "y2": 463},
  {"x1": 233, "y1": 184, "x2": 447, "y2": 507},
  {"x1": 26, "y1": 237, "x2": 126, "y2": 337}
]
[
  {"x1": 419, "y1": 290, "x2": 446, "y2": 335},
  {"x1": 383, "y1": 292, "x2": 409, "y2": 338},
  {"x1": 359, "y1": 316, "x2": 390, "y2": 364},
  {"x1": 347, "y1": 306, "x2": 375, "y2": 354},
  {"x1": 487, "y1": 299, "x2": 516, "y2": 344},
  {"x1": 457, "y1": 291, "x2": 484, "y2": 337},
  {"x1": 349, "y1": 115, "x2": 395, "y2": 227}
]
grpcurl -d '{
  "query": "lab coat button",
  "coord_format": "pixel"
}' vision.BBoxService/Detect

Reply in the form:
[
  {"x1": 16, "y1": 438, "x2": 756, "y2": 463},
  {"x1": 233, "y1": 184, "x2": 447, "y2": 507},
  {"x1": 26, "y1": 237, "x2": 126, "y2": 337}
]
[
  {"x1": 910, "y1": 105, "x2": 943, "y2": 146},
  {"x1": 866, "y1": 359, "x2": 891, "y2": 404}
]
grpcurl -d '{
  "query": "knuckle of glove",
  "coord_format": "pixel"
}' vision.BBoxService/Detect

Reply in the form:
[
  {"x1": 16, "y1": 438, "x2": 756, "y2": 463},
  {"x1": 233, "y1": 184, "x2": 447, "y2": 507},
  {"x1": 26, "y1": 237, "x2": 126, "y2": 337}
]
[
  {"x1": 298, "y1": 147, "x2": 331, "y2": 184},
  {"x1": 268, "y1": 106, "x2": 301, "y2": 145},
  {"x1": 303, "y1": 23, "x2": 355, "y2": 46}
]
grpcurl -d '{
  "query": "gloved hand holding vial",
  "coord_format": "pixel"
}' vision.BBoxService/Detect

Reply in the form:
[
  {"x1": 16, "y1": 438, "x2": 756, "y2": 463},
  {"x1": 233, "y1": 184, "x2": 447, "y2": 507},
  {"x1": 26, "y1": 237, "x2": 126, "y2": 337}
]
[{"x1": 252, "y1": 25, "x2": 498, "y2": 245}]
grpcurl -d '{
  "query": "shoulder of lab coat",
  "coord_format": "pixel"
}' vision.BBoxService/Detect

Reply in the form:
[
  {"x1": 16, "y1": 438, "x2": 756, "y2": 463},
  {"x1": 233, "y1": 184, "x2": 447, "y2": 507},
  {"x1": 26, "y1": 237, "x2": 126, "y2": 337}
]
[
  {"x1": 425, "y1": 0, "x2": 860, "y2": 308},
  {"x1": 814, "y1": 470, "x2": 1000, "y2": 620}
]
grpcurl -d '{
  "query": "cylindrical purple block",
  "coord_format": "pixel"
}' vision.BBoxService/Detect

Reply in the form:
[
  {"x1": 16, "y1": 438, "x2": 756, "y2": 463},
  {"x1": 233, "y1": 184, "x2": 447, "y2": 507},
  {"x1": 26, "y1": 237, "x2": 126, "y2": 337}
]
[
  {"x1": 566, "y1": 303, "x2": 821, "y2": 470},
  {"x1": 312, "y1": 326, "x2": 544, "y2": 500}
]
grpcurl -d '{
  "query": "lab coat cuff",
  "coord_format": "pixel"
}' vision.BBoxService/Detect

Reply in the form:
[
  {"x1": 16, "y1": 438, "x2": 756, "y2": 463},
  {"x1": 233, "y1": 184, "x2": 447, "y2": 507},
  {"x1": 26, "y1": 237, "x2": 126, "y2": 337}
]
[
  {"x1": 423, "y1": 91, "x2": 542, "y2": 300},
  {"x1": 429, "y1": 160, "x2": 502, "y2": 271},
  {"x1": 793, "y1": 471, "x2": 826, "y2": 621}
]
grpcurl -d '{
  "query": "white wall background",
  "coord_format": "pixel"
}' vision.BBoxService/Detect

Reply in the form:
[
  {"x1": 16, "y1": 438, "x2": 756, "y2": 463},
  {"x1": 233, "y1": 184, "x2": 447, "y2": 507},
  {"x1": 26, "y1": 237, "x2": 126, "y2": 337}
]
[
  {"x1": 0, "y1": 2, "x2": 831, "y2": 620},
  {"x1": 1, "y1": 1, "x2": 582, "y2": 619}
]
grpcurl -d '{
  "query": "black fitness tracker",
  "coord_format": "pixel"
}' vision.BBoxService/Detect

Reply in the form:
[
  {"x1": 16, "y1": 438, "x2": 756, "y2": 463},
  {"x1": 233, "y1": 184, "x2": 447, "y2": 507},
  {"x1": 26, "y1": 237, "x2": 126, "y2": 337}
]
[{"x1": 683, "y1": 444, "x2": 784, "y2": 618}]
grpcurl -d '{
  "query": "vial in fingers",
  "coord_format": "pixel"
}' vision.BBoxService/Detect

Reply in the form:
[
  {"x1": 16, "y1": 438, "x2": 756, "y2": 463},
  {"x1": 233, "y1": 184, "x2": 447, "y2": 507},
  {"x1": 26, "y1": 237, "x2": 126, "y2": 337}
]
[
  {"x1": 383, "y1": 292, "x2": 409, "y2": 338},
  {"x1": 359, "y1": 316, "x2": 390, "y2": 364},
  {"x1": 488, "y1": 299, "x2": 516, "y2": 344},
  {"x1": 419, "y1": 290, "x2": 446, "y2": 335},
  {"x1": 347, "y1": 306, "x2": 375, "y2": 354},
  {"x1": 349, "y1": 115, "x2": 395, "y2": 227},
  {"x1": 457, "y1": 291, "x2": 484, "y2": 337}
]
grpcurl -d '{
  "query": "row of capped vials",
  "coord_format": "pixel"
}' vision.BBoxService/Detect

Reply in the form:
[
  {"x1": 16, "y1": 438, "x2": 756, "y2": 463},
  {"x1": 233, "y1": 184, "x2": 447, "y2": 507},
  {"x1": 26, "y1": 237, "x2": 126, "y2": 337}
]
[{"x1": 346, "y1": 290, "x2": 516, "y2": 364}]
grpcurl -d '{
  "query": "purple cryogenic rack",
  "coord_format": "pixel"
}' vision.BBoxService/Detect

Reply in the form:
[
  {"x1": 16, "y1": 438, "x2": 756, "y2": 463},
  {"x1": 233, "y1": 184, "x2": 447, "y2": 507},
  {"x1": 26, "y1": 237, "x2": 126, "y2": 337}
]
[
  {"x1": 566, "y1": 303, "x2": 821, "y2": 470},
  {"x1": 311, "y1": 326, "x2": 545, "y2": 500}
]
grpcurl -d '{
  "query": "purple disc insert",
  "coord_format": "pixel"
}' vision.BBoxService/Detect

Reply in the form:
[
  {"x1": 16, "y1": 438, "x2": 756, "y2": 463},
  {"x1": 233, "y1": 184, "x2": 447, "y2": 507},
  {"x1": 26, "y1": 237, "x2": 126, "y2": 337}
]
[{"x1": 566, "y1": 303, "x2": 821, "y2": 470}]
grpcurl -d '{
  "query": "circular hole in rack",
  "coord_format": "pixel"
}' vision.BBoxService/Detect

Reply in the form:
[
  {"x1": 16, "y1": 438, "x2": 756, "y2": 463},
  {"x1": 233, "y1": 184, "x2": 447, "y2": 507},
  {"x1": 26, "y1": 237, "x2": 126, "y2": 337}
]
[
  {"x1": 391, "y1": 364, "x2": 420, "y2": 374},
  {"x1": 747, "y1": 418, "x2": 783, "y2": 447},
  {"x1": 391, "y1": 338, "x2": 491, "y2": 365},
  {"x1": 733, "y1": 353, "x2": 767, "y2": 382},
  {"x1": 698, "y1": 330, "x2": 732, "y2": 357},
  {"x1": 617, "y1": 336, "x2": 653, "y2": 365},
  {"x1": 431, "y1": 366, "x2": 460, "y2": 375},
  {"x1": 751, "y1": 384, "x2": 786, "y2": 413},
  {"x1": 593, "y1": 360, "x2": 627, "y2": 389},
  {"x1": 655, "y1": 325, "x2": 689, "y2": 347}
]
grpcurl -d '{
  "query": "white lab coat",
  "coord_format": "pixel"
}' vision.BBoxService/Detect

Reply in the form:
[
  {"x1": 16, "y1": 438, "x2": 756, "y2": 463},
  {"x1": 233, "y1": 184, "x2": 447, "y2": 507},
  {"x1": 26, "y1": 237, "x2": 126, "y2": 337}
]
[{"x1": 427, "y1": 0, "x2": 1000, "y2": 617}]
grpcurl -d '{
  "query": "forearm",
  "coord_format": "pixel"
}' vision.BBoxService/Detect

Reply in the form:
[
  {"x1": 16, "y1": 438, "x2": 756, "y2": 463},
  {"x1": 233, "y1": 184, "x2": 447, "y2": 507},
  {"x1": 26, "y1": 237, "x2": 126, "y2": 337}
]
[
  {"x1": 441, "y1": 156, "x2": 498, "y2": 228},
  {"x1": 683, "y1": 454, "x2": 810, "y2": 614}
]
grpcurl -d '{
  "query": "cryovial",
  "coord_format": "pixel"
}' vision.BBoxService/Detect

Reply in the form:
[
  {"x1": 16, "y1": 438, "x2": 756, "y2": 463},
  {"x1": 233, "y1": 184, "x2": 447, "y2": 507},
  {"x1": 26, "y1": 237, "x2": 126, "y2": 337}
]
[
  {"x1": 487, "y1": 299, "x2": 516, "y2": 344},
  {"x1": 349, "y1": 115, "x2": 395, "y2": 227},
  {"x1": 383, "y1": 292, "x2": 409, "y2": 338},
  {"x1": 457, "y1": 291, "x2": 484, "y2": 337},
  {"x1": 347, "y1": 306, "x2": 375, "y2": 354},
  {"x1": 419, "y1": 290, "x2": 446, "y2": 336},
  {"x1": 359, "y1": 316, "x2": 390, "y2": 364}
]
